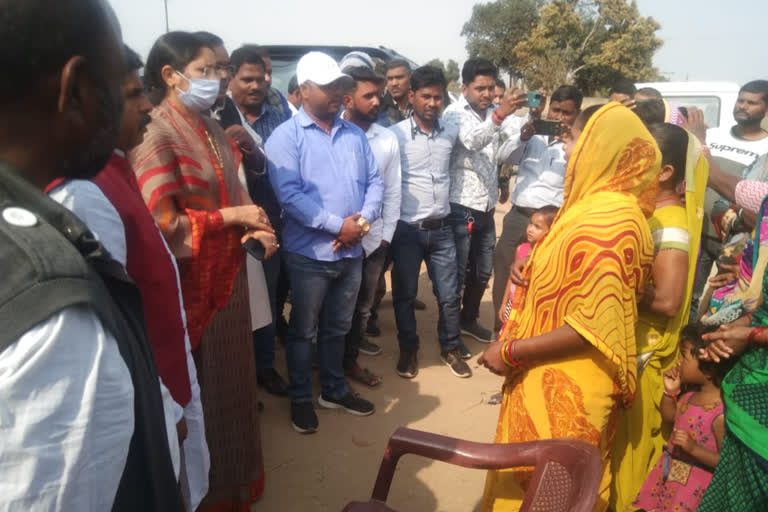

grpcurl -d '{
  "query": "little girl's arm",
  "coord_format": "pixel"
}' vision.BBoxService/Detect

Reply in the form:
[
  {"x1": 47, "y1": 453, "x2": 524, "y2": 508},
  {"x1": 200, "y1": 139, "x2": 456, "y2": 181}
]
[
  {"x1": 672, "y1": 414, "x2": 725, "y2": 470},
  {"x1": 498, "y1": 279, "x2": 513, "y2": 323}
]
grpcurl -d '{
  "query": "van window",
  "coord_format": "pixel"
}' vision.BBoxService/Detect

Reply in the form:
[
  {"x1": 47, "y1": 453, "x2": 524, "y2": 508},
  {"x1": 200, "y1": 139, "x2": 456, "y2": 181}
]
[{"x1": 666, "y1": 96, "x2": 721, "y2": 128}]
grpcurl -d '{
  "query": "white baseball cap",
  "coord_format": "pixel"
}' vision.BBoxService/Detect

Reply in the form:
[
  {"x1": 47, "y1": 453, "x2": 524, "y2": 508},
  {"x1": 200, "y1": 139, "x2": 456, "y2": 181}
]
[{"x1": 297, "y1": 51, "x2": 351, "y2": 86}]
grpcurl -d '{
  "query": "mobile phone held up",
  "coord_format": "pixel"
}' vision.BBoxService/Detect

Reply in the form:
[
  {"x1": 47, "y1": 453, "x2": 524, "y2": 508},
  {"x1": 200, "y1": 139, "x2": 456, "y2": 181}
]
[
  {"x1": 533, "y1": 119, "x2": 562, "y2": 137},
  {"x1": 243, "y1": 238, "x2": 265, "y2": 261},
  {"x1": 525, "y1": 91, "x2": 543, "y2": 109}
]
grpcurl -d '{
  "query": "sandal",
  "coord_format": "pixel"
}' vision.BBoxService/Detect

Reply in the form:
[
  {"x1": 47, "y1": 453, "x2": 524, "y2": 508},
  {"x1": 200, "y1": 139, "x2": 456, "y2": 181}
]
[
  {"x1": 346, "y1": 366, "x2": 383, "y2": 387},
  {"x1": 487, "y1": 393, "x2": 503, "y2": 405}
]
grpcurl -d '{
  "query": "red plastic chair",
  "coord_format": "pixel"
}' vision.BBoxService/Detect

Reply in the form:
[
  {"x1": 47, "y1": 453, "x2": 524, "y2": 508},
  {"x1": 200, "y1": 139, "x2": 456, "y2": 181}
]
[{"x1": 343, "y1": 427, "x2": 602, "y2": 512}]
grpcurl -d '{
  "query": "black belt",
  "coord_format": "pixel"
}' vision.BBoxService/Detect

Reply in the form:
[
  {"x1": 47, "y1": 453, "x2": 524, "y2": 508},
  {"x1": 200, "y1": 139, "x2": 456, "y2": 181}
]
[
  {"x1": 407, "y1": 217, "x2": 447, "y2": 231},
  {"x1": 513, "y1": 205, "x2": 538, "y2": 217}
]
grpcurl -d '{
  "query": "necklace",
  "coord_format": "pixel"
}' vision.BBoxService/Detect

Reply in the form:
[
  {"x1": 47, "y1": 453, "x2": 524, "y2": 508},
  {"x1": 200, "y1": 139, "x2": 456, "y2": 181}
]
[{"x1": 203, "y1": 128, "x2": 223, "y2": 169}]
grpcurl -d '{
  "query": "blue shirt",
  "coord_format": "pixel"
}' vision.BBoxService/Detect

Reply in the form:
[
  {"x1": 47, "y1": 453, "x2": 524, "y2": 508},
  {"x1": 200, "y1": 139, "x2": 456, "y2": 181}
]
[
  {"x1": 247, "y1": 101, "x2": 288, "y2": 144},
  {"x1": 266, "y1": 108, "x2": 384, "y2": 262},
  {"x1": 389, "y1": 117, "x2": 458, "y2": 223}
]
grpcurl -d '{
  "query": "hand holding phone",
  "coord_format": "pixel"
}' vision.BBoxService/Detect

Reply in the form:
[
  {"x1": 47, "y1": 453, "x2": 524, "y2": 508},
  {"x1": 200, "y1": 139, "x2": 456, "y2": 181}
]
[
  {"x1": 525, "y1": 92, "x2": 543, "y2": 109},
  {"x1": 242, "y1": 230, "x2": 278, "y2": 260},
  {"x1": 533, "y1": 119, "x2": 563, "y2": 137}
]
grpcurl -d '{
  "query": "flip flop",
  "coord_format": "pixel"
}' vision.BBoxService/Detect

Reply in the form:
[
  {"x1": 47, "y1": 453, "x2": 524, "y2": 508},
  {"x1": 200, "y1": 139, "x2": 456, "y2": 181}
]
[
  {"x1": 346, "y1": 367, "x2": 383, "y2": 387},
  {"x1": 487, "y1": 393, "x2": 503, "y2": 405}
]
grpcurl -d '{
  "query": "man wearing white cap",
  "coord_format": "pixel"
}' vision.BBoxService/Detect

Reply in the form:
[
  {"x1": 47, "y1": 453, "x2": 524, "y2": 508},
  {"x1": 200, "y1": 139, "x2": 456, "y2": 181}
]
[{"x1": 266, "y1": 52, "x2": 384, "y2": 434}]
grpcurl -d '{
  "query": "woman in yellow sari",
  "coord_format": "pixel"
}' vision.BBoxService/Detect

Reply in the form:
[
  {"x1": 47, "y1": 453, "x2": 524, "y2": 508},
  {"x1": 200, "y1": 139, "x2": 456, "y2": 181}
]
[
  {"x1": 610, "y1": 124, "x2": 709, "y2": 511},
  {"x1": 478, "y1": 103, "x2": 660, "y2": 511}
]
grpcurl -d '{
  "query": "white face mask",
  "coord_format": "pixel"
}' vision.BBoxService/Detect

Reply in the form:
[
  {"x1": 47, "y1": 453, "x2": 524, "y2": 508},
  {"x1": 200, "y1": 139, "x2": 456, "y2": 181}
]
[{"x1": 175, "y1": 71, "x2": 220, "y2": 112}]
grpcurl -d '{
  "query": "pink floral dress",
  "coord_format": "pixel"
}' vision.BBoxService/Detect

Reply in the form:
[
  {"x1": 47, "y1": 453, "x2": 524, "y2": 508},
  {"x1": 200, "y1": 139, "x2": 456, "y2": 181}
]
[{"x1": 632, "y1": 392, "x2": 723, "y2": 512}]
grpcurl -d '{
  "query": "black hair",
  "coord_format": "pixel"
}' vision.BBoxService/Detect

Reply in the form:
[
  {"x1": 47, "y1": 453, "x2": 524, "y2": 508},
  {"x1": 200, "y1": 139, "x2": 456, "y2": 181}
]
[
  {"x1": 229, "y1": 45, "x2": 266, "y2": 75},
  {"x1": 551, "y1": 85, "x2": 584, "y2": 110},
  {"x1": 610, "y1": 78, "x2": 637, "y2": 97},
  {"x1": 345, "y1": 66, "x2": 385, "y2": 91},
  {"x1": 123, "y1": 45, "x2": 143, "y2": 75},
  {"x1": 461, "y1": 58, "x2": 497, "y2": 85},
  {"x1": 650, "y1": 123, "x2": 688, "y2": 184},
  {"x1": 145, "y1": 31, "x2": 206, "y2": 105},
  {"x1": 193, "y1": 31, "x2": 224, "y2": 49},
  {"x1": 410, "y1": 66, "x2": 447, "y2": 92},
  {"x1": 740, "y1": 80, "x2": 768, "y2": 104},
  {"x1": 386, "y1": 58, "x2": 411, "y2": 74},
  {"x1": 533, "y1": 205, "x2": 559, "y2": 226},
  {"x1": 288, "y1": 74, "x2": 299, "y2": 94},
  {"x1": 574, "y1": 104, "x2": 604, "y2": 130},
  {"x1": 495, "y1": 78, "x2": 506, "y2": 89},
  {"x1": 636, "y1": 87, "x2": 663, "y2": 99},
  {"x1": 679, "y1": 324, "x2": 737, "y2": 387},
  {"x1": 634, "y1": 99, "x2": 666, "y2": 127},
  {"x1": 0, "y1": 0, "x2": 114, "y2": 103}
]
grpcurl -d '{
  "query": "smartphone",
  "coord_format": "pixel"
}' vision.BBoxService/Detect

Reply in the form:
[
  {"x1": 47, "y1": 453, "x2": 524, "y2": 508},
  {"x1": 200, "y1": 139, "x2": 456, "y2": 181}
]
[
  {"x1": 533, "y1": 119, "x2": 562, "y2": 137},
  {"x1": 678, "y1": 106, "x2": 689, "y2": 120},
  {"x1": 525, "y1": 91, "x2": 543, "y2": 108},
  {"x1": 243, "y1": 238, "x2": 265, "y2": 261}
]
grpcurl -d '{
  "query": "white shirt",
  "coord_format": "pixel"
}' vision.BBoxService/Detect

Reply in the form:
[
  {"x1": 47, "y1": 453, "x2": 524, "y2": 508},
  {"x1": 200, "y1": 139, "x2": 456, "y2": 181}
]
[
  {"x1": 704, "y1": 127, "x2": 768, "y2": 239},
  {"x1": 49, "y1": 180, "x2": 182, "y2": 479},
  {"x1": 0, "y1": 306, "x2": 134, "y2": 511},
  {"x1": 362, "y1": 123, "x2": 402, "y2": 256},
  {"x1": 443, "y1": 96, "x2": 526, "y2": 211},
  {"x1": 506, "y1": 134, "x2": 567, "y2": 209}
]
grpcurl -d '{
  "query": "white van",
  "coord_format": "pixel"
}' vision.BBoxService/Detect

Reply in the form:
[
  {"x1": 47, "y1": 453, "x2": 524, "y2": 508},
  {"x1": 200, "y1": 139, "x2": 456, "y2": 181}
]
[{"x1": 635, "y1": 81, "x2": 740, "y2": 132}]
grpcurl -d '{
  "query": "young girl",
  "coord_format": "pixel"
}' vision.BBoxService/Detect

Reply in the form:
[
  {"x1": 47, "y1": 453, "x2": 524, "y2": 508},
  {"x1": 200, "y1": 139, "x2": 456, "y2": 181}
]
[
  {"x1": 488, "y1": 206, "x2": 557, "y2": 405},
  {"x1": 498, "y1": 205, "x2": 558, "y2": 326},
  {"x1": 632, "y1": 324, "x2": 735, "y2": 512}
]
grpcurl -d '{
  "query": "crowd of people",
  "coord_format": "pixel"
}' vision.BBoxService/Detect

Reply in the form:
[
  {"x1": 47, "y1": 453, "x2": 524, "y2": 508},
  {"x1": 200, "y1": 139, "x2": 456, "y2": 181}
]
[{"x1": 1, "y1": 0, "x2": 767, "y2": 511}]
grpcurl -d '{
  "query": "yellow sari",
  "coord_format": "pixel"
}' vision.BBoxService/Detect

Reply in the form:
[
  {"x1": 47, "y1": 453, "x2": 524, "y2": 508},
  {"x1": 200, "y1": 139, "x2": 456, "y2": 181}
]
[
  {"x1": 611, "y1": 132, "x2": 708, "y2": 511},
  {"x1": 482, "y1": 103, "x2": 660, "y2": 512}
]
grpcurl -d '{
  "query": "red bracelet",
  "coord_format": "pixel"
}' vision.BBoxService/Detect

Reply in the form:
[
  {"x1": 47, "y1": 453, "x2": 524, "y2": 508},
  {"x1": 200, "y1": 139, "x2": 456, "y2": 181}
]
[
  {"x1": 748, "y1": 327, "x2": 768, "y2": 345},
  {"x1": 492, "y1": 108, "x2": 507, "y2": 125},
  {"x1": 663, "y1": 390, "x2": 679, "y2": 402},
  {"x1": 501, "y1": 339, "x2": 524, "y2": 367}
]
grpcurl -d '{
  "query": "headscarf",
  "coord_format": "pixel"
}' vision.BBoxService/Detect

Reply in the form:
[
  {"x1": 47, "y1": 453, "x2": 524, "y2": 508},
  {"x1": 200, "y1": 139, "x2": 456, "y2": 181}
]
[{"x1": 502, "y1": 102, "x2": 660, "y2": 404}]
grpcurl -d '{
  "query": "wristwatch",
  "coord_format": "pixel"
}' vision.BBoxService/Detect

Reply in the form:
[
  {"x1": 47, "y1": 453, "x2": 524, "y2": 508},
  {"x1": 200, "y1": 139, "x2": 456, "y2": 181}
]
[{"x1": 356, "y1": 217, "x2": 371, "y2": 235}]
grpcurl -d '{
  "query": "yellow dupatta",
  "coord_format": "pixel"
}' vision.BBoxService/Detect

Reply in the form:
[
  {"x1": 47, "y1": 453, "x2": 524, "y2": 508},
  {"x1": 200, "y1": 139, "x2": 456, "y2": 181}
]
[
  {"x1": 483, "y1": 103, "x2": 659, "y2": 512},
  {"x1": 610, "y1": 131, "x2": 708, "y2": 511}
]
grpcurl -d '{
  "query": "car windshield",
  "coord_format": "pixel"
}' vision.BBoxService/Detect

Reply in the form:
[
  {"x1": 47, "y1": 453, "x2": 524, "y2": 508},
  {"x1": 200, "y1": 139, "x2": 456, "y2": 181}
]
[
  {"x1": 666, "y1": 95, "x2": 722, "y2": 128},
  {"x1": 271, "y1": 57, "x2": 298, "y2": 96}
]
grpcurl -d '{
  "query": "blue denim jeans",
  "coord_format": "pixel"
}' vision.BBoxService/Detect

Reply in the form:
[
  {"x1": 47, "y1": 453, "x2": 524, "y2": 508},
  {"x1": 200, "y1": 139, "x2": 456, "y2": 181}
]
[
  {"x1": 282, "y1": 251, "x2": 362, "y2": 403},
  {"x1": 391, "y1": 221, "x2": 461, "y2": 353},
  {"x1": 449, "y1": 203, "x2": 496, "y2": 325}
]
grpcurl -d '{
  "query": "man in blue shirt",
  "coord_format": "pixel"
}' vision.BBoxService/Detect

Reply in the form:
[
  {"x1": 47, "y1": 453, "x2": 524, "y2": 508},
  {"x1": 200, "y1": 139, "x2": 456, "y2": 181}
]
[
  {"x1": 389, "y1": 66, "x2": 473, "y2": 381},
  {"x1": 267, "y1": 52, "x2": 384, "y2": 434}
]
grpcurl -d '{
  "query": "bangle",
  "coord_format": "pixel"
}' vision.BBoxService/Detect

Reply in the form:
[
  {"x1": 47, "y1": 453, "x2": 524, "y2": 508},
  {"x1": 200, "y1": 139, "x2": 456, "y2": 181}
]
[
  {"x1": 748, "y1": 327, "x2": 768, "y2": 345},
  {"x1": 501, "y1": 339, "x2": 524, "y2": 367},
  {"x1": 663, "y1": 390, "x2": 679, "y2": 402}
]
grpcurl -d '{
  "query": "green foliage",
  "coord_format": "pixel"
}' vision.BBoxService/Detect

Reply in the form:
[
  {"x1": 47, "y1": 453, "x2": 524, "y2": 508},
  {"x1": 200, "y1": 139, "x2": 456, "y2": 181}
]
[
  {"x1": 425, "y1": 58, "x2": 461, "y2": 85},
  {"x1": 461, "y1": 0, "x2": 663, "y2": 94},
  {"x1": 461, "y1": 0, "x2": 542, "y2": 80}
]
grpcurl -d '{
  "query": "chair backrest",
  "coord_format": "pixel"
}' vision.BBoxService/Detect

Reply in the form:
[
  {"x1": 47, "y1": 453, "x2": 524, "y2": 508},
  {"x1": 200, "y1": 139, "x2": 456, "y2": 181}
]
[{"x1": 344, "y1": 427, "x2": 601, "y2": 512}]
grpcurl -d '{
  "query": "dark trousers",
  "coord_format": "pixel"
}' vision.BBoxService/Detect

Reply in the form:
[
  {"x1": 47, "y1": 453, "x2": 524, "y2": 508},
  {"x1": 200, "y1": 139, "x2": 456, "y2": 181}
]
[
  {"x1": 282, "y1": 251, "x2": 362, "y2": 403},
  {"x1": 690, "y1": 236, "x2": 722, "y2": 321},
  {"x1": 448, "y1": 203, "x2": 496, "y2": 325},
  {"x1": 369, "y1": 248, "x2": 392, "y2": 327},
  {"x1": 343, "y1": 245, "x2": 389, "y2": 369},
  {"x1": 391, "y1": 221, "x2": 461, "y2": 353},
  {"x1": 492, "y1": 206, "x2": 532, "y2": 331}
]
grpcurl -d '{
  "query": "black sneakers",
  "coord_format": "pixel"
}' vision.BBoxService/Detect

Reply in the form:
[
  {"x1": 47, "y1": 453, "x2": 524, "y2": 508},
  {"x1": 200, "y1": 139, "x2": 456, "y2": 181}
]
[
  {"x1": 318, "y1": 392, "x2": 375, "y2": 416},
  {"x1": 441, "y1": 349, "x2": 472, "y2": 378},
  {"x1": 396, "y1": 349, "x2": 418, "y2": 379},
  {"x1": 359, "y1": 338, "x2": 383, "y2": 356},
  {"x1": 457, "y1": 342, "x2": 472, "y2": 360},
  {"x1": 257, "y1": 368, "x2": 289, "y2": 396},
  {"x1": 461, "y1": 320, "x2": 494, "y2": 343},
  {"x1": 291, "y1": 402, "x2": 318, "y2": 434}
]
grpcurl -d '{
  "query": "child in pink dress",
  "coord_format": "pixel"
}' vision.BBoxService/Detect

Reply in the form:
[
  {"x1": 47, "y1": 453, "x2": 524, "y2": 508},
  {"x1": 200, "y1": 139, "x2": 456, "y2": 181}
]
[
  {"x1": 632, "y1": 324, "x2": 735, "y2": 512},
  {"x1": 498, "y1": 206, "x2": 558, "y2": 326}
]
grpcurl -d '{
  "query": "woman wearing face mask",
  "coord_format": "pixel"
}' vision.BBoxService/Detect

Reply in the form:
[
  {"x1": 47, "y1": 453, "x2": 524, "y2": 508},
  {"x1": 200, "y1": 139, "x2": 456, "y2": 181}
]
[{"x1": 130, "y1": 31, "x2": 275, "y2": 510}]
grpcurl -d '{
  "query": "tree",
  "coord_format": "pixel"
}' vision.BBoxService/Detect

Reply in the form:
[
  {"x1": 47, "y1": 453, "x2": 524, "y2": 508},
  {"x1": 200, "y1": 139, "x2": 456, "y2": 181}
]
[
  {"x1": 425, "y1": 58, "x2": 461, "y2": 85},
  {"x1": 461, "y1": 0, "x2": 542, "y2": 82},
  {"x1": 512, "y1": 0, "x2": 663, "y2": 93}
]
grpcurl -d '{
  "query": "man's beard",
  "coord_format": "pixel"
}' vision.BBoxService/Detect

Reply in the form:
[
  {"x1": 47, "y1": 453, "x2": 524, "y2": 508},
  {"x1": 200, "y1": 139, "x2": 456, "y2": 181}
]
[{"x1": 61, "y1": 79, "x2": 123, "y2": 180}]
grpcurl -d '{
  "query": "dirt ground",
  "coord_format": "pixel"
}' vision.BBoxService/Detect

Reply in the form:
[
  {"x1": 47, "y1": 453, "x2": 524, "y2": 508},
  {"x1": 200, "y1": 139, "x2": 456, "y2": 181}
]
[{"x1": 255, "y1": 205, "x2": 512, "y2": 512}]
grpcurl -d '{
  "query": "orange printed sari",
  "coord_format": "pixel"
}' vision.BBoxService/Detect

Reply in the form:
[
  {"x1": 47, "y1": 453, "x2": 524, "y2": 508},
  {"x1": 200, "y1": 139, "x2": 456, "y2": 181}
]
[{"x1": 482, "y1": 103, "x2": 660, "y2": 511}]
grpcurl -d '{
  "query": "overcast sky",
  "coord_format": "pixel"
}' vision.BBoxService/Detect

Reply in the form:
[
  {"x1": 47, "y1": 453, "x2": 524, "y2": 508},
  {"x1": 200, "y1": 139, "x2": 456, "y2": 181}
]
[{"x1": 110, "y1": 0, "x2": 766, "y2": 85}]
